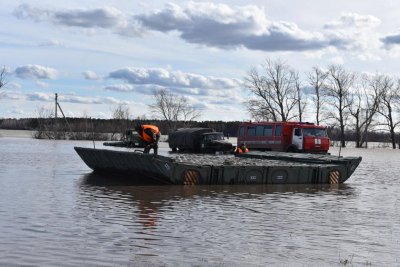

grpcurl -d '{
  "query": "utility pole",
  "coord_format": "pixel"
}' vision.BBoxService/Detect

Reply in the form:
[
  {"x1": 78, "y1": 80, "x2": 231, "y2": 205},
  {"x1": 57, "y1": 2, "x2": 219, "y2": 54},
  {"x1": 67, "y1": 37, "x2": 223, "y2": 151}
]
[{"x1": 55, "y1": 93, "x2": 58, "y2": 140}]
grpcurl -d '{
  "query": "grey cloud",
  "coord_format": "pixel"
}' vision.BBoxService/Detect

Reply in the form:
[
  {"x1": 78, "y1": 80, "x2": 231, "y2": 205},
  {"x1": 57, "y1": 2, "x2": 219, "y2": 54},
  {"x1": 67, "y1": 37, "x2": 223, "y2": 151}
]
[
  {"x1": 15, "y1": 65, "x2": 58, "y2": 80},
  {"x1": 102, "y1": 84, "x2": 135, "y2": 92},
  {"x1": 5, "y1": 83, "x2": 22, "y2": 89},
  {"x1": 302, "y1": 85, "x2": 316, "y2": 95},
  {"x1": 57, "y1": 95, "x2": 133, "y2": 105},
  {"x1": 0, "y1": 91, "x2": 25, "y2": 101},
  {"x1": 243, "y1": 31, "x2": 326, "y2": 52},
  {"x1": 13, "y1": 3, "x2": 51, "y2": 22},
  {"x1": 135, "y1": 6, "x2": 386, "y2": 55},
  {"x1": 135, "y1": 3, "x2": 192, "y2": 32},
  {"x1": 323, "y1": 12, "x2": 382, "y2": 57},
  {"x1": 116, "y1": 22, "x2": 147, "y2": 38},
  {"x1": 136, "y1": 3, "x2": 327, "y2": 51},
  {"x1": 167, "y1": 87, "x2": 201, "y2": 96},
  {"x1": 102, "y1": 83, "x2": 184, "y2": 95},
  {"x1": 108, "y1": 67, "x2": 243, "y2": 90},
  {"x1": 381, "y1": 34, "x2": 400, "y2": 47},
  {"x1": 323, "y1": 12, "x2": 381, "y2": 29},
  {"x1": 52, "y1": 6, "x2": 123, "y2": 28},
  {"x1": 25, "y1": 92, "x2": 52, "y2": 101},
  {"x1": 326, "y1": 37, "x2": 352, "y2": 50},
  {"x1": 2, "y1": 90, "x2": 133, "y2": 105},
  {"x1": 83, "y1": 70, "x2": 102, "y2": 81},
  {"x1": 14, "y1": 4, "x2": 122, "y2": 28},
  {"x1": 110, "y1": 84, "x2": 167, "y2": 95},
  {"x1": 14, "y1": 4, "x2": 146, "y2": 37}
]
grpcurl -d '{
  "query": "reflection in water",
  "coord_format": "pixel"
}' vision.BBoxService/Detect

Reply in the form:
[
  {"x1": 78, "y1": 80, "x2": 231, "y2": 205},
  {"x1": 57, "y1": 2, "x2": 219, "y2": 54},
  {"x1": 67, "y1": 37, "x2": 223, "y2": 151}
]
[
  {"x1": 139, "y1": 200, "x2": 158, "y2": 229},
  {"x1": 78, "y1": 172, "x2": 363, "y2": 266},
  {"x1": 81, "y1": 171, "x2": 356, "y2": 199}
]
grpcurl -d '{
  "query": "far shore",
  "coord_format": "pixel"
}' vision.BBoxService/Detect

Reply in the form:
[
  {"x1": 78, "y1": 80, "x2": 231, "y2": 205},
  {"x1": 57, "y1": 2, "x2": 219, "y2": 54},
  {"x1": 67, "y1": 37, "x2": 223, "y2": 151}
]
[{"x1": 0, "y1": 129, "x2": 34, "y2": 138}]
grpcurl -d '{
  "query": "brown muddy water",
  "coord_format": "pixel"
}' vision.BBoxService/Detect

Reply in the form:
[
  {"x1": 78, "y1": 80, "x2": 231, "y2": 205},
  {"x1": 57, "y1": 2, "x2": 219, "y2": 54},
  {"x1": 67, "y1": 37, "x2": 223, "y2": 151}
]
[{"x1": 0, "y1": 137, "x2": 399, "y2": 267}]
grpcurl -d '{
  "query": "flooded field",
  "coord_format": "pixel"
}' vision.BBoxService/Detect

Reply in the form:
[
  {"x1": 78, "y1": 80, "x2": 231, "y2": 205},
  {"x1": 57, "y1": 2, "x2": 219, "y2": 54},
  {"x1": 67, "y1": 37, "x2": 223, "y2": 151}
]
[{"x1": 0, "y1": 137, "x2": 400, "y2": 266}]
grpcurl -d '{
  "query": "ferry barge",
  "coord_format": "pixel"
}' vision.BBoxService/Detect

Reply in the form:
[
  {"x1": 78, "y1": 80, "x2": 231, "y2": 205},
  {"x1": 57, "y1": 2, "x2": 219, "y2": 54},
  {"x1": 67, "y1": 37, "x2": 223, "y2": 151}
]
[{"x1": 74, "y1": 147, "x2": 361, "y2": 185}]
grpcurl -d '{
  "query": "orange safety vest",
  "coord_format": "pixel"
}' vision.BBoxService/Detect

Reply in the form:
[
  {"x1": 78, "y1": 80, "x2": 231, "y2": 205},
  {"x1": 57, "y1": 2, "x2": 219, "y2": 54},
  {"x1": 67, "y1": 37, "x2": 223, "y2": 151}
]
[
  {"x1": 238, "y1": 147, "x2": 249, "y2": 153},
  {"x1": 140, "y1": 125, "x2": 159, "y2": 142}
]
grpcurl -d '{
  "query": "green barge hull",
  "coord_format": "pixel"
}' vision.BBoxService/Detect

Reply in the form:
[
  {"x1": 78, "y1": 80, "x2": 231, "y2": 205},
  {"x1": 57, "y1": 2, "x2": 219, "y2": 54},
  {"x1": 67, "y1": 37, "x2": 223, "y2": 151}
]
[{"x1": 74, "y1": 147, "x2": 361, "y2": 185}]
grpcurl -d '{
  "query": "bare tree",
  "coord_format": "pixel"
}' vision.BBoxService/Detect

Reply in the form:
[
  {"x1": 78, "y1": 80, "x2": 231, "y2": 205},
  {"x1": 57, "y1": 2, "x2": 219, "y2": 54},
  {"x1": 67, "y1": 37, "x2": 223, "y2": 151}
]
[
  {"x1": 33, "y1": 105, "x2": 55, "y2": 139},
  {"x1": 294, "y1": 71, "x2": 307, "y2": 122},
  {"x1": 0, "y1": 66, "x2": 9, "y2": 88},
  {"x1": 376, "y1": 76, "x2": 400, "y2": 149},
  {"x1": 181, "y1": 104, "x2": 203, "y2": 128},
  {"x1": 243, "y1": 58, "x2": 299, "y2": 122},
  {"x1": 82, "y1": 109, "x2": 89, "y2": 119},
  {"x1": 349, "y1": 73, "x2": 385, "y2": 148},
  {"x1": 80, "y1": 109, "x2": 89, "y2": 136},
  {"x1": 324, "y1": 65, "x2": 357, "y2": 147},
  {"x1": 148, "y1": 88, "x2": 202, "y2": 132},
  {"x1": 243, "y1": 98, "x2": 275, "y2": 122},
  {"x1": 136, "y1": 114, "x2": 147, "y2": 120},
  {"x1": 149, "y1": 88, "x2": 184, "y2": 130},
  {"x1": 307, "y1": 67, "x2": 328, "y2": 125},
  {"x1": 0, "y1": 66, "x2": 10, "y2": 98},
  {"x1": 110, "y1": 103, "x2": 131, "y2": 140}
]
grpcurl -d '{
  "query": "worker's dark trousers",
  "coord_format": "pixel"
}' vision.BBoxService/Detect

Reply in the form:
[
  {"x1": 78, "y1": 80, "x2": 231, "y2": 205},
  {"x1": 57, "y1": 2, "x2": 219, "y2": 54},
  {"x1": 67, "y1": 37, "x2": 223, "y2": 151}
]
[{"x1": 144, "y1": 143, "x2": 158, "y2": 155}]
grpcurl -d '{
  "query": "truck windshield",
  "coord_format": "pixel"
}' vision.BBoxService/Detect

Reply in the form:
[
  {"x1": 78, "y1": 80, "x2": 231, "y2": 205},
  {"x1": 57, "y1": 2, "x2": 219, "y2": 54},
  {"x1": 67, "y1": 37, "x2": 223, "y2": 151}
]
[
  {"x1": 127, "y1": 131, "x2": 138, "y2": 135},
  {"x1": 303, "y1": 128, "x2": 328, "y2": 137},
  {"x1": 205, "y1": 134, "x2": 224, "y2": 141}
]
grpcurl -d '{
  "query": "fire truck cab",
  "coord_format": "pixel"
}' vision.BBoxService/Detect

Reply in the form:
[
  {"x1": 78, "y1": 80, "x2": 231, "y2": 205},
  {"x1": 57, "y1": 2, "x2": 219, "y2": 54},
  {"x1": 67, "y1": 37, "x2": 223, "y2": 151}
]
[{"x1": 237, "y1": 121, "x2": 330, "y2": 154}]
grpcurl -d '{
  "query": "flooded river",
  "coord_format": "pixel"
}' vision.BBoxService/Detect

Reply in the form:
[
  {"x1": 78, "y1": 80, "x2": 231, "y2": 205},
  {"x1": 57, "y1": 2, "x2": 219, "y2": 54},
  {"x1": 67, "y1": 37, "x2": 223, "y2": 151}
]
[{"x1": 0, "y1": 137, "x2": 399, "y2": 266}]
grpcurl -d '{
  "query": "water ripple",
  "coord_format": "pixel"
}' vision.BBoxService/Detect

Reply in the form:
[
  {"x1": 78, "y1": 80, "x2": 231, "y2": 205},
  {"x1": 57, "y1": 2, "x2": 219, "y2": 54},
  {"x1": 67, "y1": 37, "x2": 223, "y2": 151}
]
[{"x1": 1, "y1": 139, "x2": 400, "y2": 266}]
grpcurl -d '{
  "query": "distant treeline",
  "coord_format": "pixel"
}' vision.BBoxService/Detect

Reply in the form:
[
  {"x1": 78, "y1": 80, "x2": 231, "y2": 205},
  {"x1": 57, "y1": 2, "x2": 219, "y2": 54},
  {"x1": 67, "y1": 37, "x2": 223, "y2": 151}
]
[
  {"x1": 0, "y1": 117, "x2": 396, "y2": 143},
  {"x1": 326, "y1": 126, "x2": 394, "y2": 145},
  {"x1": 0, "y1": 117, "x2": 242, "y2": 140}
]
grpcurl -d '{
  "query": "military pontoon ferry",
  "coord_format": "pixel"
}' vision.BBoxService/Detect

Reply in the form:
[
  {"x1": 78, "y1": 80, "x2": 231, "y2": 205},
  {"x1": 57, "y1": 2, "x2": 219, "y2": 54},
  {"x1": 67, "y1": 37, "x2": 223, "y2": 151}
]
[{"x1": 74, "y1": 147, "x2": 361, "y2": 185}]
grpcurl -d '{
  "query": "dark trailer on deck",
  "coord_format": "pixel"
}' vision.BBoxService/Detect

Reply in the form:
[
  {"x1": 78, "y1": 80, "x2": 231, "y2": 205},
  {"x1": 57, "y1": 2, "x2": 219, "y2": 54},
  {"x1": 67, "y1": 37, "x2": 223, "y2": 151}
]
[{"x1": 168, "y1": 128, "x2": 233, "y2": 153}]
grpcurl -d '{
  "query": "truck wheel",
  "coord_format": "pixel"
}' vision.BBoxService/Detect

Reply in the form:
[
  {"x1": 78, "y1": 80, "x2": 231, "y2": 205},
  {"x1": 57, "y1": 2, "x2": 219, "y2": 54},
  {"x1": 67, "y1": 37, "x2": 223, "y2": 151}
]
[
  {"x1": 286, "y1": 146, "x2": 298, "y2": 153},
  {"x1": 205, "y1": 149, "x2": 215, "y2": 154}
]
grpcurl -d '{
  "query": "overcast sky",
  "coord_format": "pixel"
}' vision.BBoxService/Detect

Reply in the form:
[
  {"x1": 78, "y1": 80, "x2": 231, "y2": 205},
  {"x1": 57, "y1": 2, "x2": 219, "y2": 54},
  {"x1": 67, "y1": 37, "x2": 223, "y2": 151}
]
[{"x1": 1, "y1": 0, "x2": 400, "y2": 121}]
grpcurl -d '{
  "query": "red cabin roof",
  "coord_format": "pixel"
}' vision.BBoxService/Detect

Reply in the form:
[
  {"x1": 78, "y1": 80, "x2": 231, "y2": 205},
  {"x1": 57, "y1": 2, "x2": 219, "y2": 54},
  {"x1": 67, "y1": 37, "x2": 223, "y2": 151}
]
[{"x1": 240, "y1": 121, "x2": 326, "y2": 129}]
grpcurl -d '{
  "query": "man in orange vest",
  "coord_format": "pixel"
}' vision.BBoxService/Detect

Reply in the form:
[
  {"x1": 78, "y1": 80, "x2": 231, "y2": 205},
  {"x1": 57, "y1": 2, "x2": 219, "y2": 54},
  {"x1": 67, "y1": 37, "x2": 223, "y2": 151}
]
[
  {"x1": 236, "y1": 143, "x2": 249, "y2": 154},
  {"x1": 135, "y1": 124, "x2": 161, "y2": 155}
]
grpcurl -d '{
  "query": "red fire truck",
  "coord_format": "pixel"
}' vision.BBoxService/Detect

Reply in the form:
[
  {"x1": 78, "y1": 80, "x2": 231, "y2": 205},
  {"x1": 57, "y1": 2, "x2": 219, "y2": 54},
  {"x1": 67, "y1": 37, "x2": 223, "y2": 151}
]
[{"x1": 237, "y1": 121, "x2": 330, "y2": 153}]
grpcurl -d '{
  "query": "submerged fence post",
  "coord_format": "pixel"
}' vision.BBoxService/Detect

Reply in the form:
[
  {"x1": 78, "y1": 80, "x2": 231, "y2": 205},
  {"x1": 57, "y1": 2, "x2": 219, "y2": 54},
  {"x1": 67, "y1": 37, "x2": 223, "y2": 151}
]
[{"x1": 54, "y1": 93, "x2": 58, "y2": 140}]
